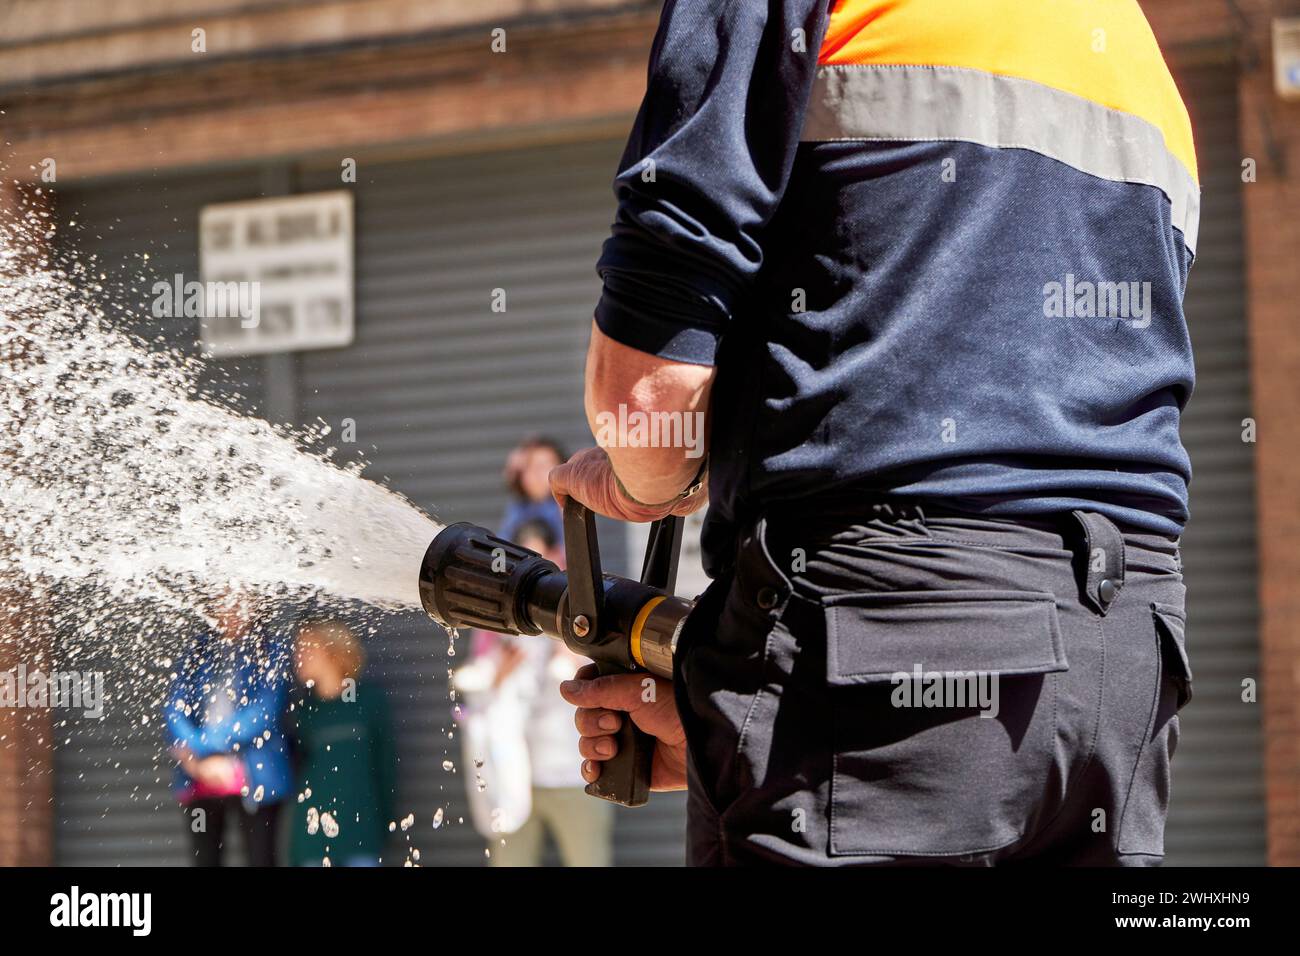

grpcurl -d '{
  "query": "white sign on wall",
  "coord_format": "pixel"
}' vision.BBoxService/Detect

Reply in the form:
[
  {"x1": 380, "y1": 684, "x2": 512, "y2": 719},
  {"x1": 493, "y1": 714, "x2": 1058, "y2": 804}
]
[{"x1": 199, "y1": 191, "x2": 354, "y2": 356}]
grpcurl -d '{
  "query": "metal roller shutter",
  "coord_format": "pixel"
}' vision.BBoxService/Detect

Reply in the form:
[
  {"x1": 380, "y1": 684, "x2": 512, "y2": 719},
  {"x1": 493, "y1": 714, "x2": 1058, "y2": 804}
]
[{"x1": 1161, "y1": 63, "x2": 1266, "y2": 865}]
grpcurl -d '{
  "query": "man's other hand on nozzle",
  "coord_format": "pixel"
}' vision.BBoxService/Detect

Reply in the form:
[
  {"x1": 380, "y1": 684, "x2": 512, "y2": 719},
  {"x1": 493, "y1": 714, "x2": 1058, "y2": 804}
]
[{"x1": 560, "y1": 663, "x2": 688, "y2": 792}]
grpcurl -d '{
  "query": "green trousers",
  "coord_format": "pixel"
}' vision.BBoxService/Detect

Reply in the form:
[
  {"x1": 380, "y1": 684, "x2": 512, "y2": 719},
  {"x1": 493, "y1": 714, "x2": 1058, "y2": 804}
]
[{"x1": 489, "y1": 787, "x2": 615, "y2": 867}]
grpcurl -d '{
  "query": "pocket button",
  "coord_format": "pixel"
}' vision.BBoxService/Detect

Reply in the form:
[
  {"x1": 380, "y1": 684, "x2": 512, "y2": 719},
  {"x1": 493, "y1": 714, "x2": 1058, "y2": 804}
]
[
  {"x1": 756, "y1": 587, "x2": 780, "y2": 610},
  {"x1": 1098, "y1": 578, "x2": 1117, "y2": 604}
]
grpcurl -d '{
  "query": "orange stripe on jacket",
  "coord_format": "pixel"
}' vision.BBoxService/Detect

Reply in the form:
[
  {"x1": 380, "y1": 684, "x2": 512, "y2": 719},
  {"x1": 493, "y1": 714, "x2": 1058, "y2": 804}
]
[{"x1": 817, "y1": 0, "x2": 1198, "y2": 185}]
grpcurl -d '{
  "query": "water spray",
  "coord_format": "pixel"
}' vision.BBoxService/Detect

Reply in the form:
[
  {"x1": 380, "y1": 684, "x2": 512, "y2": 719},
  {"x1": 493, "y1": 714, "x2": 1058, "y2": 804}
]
[{"x1": 418, "y1": 502, "x2": 694, "y2": 807}]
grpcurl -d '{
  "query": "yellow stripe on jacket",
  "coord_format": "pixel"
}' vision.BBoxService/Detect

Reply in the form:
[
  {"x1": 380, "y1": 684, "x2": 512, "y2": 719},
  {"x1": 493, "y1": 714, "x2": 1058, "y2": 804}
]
[{"x1": 817, "y1": 0, "x2": 1197, "y2": 185}]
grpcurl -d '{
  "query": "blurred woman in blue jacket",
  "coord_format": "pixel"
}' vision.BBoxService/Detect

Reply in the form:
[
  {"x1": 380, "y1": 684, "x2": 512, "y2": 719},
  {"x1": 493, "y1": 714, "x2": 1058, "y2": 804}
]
[
  {"x1": 166, "y1": 591, "x2": 292, "y2": 866},
  {"x1": 499, "y1": 435, "x2": 566, "y2": 544}
]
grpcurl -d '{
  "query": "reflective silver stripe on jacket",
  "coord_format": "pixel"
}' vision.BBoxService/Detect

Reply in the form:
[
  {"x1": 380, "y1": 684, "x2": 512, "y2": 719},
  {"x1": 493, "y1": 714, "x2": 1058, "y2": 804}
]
[{"x1": 800, "y1": 64, "x2": 1200, "y2": 253}]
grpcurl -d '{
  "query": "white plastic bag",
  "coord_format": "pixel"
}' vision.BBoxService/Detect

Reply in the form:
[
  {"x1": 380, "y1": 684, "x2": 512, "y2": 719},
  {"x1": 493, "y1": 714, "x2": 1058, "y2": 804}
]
[{"x1": 454, "y1": 656, "x2": 533, "y2": 838}]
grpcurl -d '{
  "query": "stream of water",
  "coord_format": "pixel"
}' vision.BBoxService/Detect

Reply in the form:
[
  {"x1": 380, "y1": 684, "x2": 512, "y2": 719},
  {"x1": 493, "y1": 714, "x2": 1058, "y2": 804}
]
[{"x1": 1, "y1": 199, "x2": 442, "y2": 624}]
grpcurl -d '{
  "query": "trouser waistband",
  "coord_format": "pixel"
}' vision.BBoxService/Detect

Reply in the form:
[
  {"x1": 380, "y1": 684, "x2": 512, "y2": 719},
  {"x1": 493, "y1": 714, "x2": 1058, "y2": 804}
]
[{"x1": 749, "y1": 499, "x2": 1169, "y2": 618}]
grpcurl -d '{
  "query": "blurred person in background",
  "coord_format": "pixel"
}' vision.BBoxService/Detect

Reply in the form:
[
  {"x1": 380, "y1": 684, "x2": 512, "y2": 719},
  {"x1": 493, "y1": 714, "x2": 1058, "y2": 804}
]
[
  {"x1": 456, "y1": 511, "x2": 615, "y2": 865},
  {"x1": 500, "y1": 435, "x2": 567, "y2": 543},
  {"x1": 288, "y1": 620, "x2": 396, "y2": 867},
  {"x1": 470, "y1": 436, "x2": 569, "y2": 705},
  {"x1": 166, "y1": 590, "x2": 292, "y2": 866}
]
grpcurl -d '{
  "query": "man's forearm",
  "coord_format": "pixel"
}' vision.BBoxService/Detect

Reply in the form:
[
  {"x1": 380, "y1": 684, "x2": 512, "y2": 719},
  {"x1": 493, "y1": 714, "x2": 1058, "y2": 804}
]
[{"x1": 583, "y1": 321, "x2": 715, "y2": 505}]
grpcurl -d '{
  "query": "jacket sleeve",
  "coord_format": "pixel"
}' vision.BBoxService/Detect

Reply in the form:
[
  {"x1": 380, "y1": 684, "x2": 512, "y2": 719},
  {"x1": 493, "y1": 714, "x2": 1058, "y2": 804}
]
[
  {"x1": 594, "y1": 0, "x2": 833, "y2": 366},
  {"x1": 165, "y1": 650, "x2": 209, "y2": 756}
]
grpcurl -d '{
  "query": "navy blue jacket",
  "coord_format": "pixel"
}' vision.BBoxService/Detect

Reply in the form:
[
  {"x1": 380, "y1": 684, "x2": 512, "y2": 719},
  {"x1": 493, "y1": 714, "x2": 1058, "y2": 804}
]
[{"x1": 593, "y1": 0, "x2": 1198, "y2": 572}]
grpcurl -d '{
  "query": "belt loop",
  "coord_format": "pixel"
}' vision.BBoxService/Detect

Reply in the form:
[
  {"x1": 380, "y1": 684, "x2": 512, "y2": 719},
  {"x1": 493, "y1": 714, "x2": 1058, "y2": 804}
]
[
  {"x1": 742, "y1": 512, "x2": 796, "y2": 615},
  {"x1": 1070, "y1": 511, "x2": 1126, "y2": 615}
]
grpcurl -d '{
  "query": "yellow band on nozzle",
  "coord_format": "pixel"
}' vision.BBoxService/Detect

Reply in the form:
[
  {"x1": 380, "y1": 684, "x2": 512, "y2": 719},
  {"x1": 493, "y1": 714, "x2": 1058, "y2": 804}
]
[{"x1": 629, "y1": 595, "x2": 668, "y2": 670}]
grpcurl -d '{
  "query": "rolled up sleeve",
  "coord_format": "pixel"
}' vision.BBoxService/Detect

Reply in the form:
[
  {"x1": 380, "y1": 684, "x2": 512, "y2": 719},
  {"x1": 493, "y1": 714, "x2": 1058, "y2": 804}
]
[{"x1": 595, "y1": 0, "x2": 832, "y2": 366}]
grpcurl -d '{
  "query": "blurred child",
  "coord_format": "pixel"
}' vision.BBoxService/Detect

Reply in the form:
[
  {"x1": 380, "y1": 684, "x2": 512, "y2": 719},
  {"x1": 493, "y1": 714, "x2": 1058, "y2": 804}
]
[
  {"x1": 289, "y1": 620, "x2": 396, "y2": 867},
  {"x1": 167, "y1": 590, "x2": 291, "y2": 866}
]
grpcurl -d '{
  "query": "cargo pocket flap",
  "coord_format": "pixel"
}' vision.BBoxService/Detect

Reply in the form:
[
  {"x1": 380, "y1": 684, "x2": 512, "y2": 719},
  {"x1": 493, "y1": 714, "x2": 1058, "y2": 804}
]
[
  {"x1": 1152, "y1": 602, "x2": 1192, "y2": 708},
  {"x1": 825, "y1": 589, "x2": 1067, "y2": 686}
]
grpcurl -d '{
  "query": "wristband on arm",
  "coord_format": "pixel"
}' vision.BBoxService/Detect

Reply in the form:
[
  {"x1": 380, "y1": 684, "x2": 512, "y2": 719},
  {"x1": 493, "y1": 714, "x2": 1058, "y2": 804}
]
[{"x1": 613, "y1": 457, "x2": 708, "y2": 510}]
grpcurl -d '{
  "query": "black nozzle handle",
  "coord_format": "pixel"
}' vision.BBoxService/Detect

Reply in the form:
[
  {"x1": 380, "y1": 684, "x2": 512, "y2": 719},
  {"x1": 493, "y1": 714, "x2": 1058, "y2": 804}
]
[
  {"x1": 640, "y1": 514, "x2": 684, "y2": 593},
  {"x1": 562, "y1": 499, "x2": 654, "y2": 807},
  {"x1": 562, "y1": 501, "x2": 603, "y2": 647},
  {"x1": 583, "y1": 659, "x2": 654, "y2": 807},
  {"x1": 587, "y1": 514, "x2": 684, "y2": 804}
]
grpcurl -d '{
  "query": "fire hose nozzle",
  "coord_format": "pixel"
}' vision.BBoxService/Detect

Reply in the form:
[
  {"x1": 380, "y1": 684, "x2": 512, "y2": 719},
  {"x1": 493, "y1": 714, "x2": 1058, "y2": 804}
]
[
  {"x1": 417, "y1": 507, "x2": 693, "y2": 806},
  {"x1": 417, "y1": 520, "x2": 690, "y2": 681},
  {"x1": 417, "y1": 521, "x2": 562, "y2": 637}
]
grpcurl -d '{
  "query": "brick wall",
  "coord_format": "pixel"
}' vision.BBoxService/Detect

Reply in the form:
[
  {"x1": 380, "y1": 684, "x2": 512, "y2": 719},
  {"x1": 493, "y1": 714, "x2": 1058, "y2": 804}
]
[
  {"x1": 1145, "y1": 0, "x2": 1300, "y2": 865},
  {"x1": 1232, "y1": 3, "x2": 1300, "y2": 868},
  {"x1": 0, "y1": 12, "x2": 657, "y2": 181},
  {"x1": 0, "y1": 0, "x2": 654, "y2": 87},
  {"x1": 0, "y1": 177, "x2": 55, "y2": 867},
  {"x1": 0, "y1": 597, "x2": 54, "y2": 867}
]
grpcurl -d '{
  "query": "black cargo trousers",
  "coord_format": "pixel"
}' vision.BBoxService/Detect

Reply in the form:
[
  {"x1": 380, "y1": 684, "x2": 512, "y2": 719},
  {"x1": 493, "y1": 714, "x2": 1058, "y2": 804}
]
[{"x1": 674, "y1": 502, "x2": 1191, "y2": 866}]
